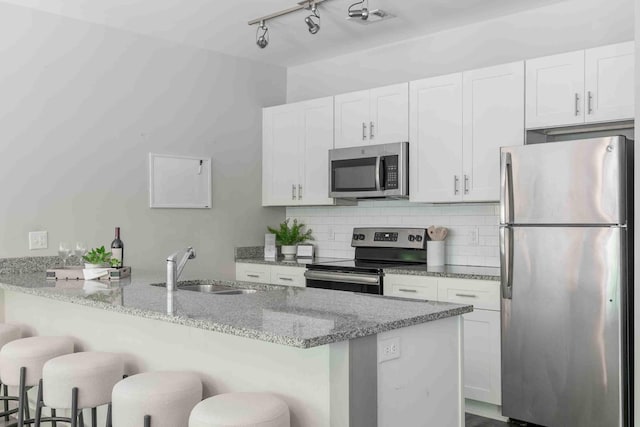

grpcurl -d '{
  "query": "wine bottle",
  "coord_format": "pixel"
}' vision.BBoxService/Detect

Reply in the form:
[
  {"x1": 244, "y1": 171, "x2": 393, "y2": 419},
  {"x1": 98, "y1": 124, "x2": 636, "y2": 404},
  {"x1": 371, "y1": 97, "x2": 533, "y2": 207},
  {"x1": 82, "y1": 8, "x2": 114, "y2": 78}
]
[{"x1": 111, "y1": 227, "x2": 124, "y2": 267}]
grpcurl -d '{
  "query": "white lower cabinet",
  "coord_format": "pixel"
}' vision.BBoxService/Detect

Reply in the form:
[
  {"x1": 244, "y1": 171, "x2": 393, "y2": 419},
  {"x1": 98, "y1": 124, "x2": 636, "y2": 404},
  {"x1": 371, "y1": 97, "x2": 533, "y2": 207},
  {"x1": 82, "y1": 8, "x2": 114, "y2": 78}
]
[
  {"x1": 235, "y1": 263, "x2": 306, "y2": 287},
  {"x1": 384, "y1": 274, "x2": 501, "y2": 406}
]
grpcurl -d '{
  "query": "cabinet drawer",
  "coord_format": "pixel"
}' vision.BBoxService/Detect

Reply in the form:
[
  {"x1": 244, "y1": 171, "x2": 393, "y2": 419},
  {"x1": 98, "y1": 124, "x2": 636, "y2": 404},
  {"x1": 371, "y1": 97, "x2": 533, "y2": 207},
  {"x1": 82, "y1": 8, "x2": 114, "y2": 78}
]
[
  {"x1": 384, "y1": 274, "x2": 438, "y2": 300},
  {"x1": 271, "y1": 266, "x2": 306, "y2": 287},
  {"x1": 437, "y1": 279, "x2": 500, "y2": 311},
  {"x1": 235, "y1": 263, "x2": 271, "y2": 284}
]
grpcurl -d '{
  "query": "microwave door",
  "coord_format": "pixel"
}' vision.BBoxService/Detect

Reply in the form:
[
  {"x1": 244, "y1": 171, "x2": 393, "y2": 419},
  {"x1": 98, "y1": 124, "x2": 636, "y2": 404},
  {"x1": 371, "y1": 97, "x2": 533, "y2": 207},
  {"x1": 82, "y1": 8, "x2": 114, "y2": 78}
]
[{"x1": 330, "y1": 157, "x2": 379, "y2": 197}]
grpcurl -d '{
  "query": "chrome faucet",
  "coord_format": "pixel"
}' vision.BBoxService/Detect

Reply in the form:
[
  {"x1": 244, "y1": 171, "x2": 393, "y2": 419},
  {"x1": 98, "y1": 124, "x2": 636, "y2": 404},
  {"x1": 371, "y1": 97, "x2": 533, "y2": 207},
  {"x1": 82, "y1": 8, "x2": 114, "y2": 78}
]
[{"x1": 166, "y1": 247, "x2": 196, "y2": 315}]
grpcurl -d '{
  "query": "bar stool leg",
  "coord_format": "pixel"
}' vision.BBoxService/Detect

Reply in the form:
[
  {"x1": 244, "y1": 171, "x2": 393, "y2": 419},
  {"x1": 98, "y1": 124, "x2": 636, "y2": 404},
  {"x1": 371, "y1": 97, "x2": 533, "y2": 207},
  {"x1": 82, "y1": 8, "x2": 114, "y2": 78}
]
[
  {"x1": 105, "y1": 403, "x2": 112, "y2": 427},
  {"x1": 144, "y1": 415, "x2": 151, "y2": 427},
  {"x1": 34, "y1": 379, "x2": 43, "y2": 427},
  {"x1": 70, "y1": 387, "x2": 78, "y2": 427},
  {"x1": 91, "y1": 407, "x2": 97, "y2": 426},
  {"x1": 78, "y1": 410, "x2": 85, "y2": 427},
  {"x1": 17, "y1": 367, "x2": 26, "y2": 427},
  {"x1": 51, "y1": 408, "x2": 57, "y2": 427},
  {"x1": 3, "y1": 384, "x2": 8, "y2": 422}
]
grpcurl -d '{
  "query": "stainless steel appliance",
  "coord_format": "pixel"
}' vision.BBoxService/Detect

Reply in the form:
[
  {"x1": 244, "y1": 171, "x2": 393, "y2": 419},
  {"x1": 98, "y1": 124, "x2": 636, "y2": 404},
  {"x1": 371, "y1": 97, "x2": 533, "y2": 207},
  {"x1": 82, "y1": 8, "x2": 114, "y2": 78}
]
[
  {"x1": 304, "y1": 227, "x2": 427, "y2": 294},
  {"x1": 500, "y1": 136, "x2": 633, "y2": 427},
  {"x1": 329, "y1": 142, "x2": 408, "y2": 199}
]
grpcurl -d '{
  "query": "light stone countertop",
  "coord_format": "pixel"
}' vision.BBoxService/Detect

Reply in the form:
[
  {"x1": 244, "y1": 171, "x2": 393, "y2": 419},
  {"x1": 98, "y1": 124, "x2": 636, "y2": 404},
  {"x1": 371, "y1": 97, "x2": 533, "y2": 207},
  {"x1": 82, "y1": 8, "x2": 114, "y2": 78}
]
[
  {"x1": 383, "y1": 264, "x2": 501, "y2": 281},
  {"x1": 0, "y1": 272, "x2": 472, "y2": 349}
]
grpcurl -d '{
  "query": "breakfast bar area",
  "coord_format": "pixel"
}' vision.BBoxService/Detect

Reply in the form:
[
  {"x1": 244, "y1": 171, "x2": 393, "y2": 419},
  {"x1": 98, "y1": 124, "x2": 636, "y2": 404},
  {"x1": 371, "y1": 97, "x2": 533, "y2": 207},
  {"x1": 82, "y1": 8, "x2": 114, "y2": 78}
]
[{"x1": 0, "y1": 270, "x2": 470, "y2": 426}]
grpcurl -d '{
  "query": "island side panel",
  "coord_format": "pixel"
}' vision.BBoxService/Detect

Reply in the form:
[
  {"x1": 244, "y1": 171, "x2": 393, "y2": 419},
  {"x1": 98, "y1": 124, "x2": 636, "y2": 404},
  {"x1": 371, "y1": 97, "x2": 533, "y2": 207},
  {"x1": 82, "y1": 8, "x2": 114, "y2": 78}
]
[
  {"x1": 1, "y1": 290, "x2": 347, "y2": 427},
  {"x1": 377, "y1": 316, "x2": 464, "y2": 427}
]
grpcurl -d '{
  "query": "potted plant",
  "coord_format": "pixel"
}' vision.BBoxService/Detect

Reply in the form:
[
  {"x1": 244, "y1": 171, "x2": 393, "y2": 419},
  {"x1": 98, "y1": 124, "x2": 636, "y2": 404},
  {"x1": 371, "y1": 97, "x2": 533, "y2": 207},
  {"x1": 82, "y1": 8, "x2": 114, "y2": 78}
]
[
  {"x1": 83, "y1": 246, "x2": 121, "y2": 269},
  {"x1": 267, "y1": 219, "x2": 313, "y2": 260}
]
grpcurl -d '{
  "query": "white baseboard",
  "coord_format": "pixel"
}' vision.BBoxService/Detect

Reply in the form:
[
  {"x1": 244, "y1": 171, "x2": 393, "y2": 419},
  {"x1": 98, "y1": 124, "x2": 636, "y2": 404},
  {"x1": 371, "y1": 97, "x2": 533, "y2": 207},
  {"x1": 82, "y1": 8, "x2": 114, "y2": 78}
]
[{"x1": 465, "y1": 399, "x2": 508, "y2": 422}]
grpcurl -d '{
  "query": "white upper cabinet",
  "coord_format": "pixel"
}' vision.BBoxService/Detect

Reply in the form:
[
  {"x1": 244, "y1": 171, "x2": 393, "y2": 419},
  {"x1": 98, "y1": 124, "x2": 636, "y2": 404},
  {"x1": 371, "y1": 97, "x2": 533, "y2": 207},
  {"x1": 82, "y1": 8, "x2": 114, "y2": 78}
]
[
  {"x1": 409, "y1": 73, "x2": 464, "y2": 203},
  {"x1": 263, "y1": 97, "x2": 334, "y2": 206},
  {"x1": 411, "y1": 62, "x2": 524, "y2": 203},
  {"x1": 334, "y1": 89, "x2": 370, "y2": 148},
  {"x1": 525, "y1": 50, "x2": 585, "y2": 129},
  {"x1": 526, "y1": 41, "x2": 634, "y2": 129},
  {"x1": 463, "y1": 62, "x2": 525, "y2": 202},
  {"x1": 335, "y1": 83, "x2": 409, "y2": 148},
  {"x1": 585, "y1": 41, "x2": 635, "y2": 123}
]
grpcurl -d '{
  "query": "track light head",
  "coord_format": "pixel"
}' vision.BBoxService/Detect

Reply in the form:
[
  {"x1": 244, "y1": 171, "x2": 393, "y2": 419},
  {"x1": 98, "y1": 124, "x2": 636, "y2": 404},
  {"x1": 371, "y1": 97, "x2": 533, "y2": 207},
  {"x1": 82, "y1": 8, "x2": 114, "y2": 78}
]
[
  {"x1": 305, "y1": 6, "x2": 320, "y2": 34},
  {"x1": 256, "y1": 21, "x2": 269, "y2": 49}
]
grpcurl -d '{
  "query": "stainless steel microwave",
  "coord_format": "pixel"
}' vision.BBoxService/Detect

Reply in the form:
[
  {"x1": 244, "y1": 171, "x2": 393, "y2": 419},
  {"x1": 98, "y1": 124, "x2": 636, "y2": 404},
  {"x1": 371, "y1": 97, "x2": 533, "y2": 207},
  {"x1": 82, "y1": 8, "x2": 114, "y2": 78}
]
[{"x1": 329, "y1": 142, "x2": 409, "y2": 199}]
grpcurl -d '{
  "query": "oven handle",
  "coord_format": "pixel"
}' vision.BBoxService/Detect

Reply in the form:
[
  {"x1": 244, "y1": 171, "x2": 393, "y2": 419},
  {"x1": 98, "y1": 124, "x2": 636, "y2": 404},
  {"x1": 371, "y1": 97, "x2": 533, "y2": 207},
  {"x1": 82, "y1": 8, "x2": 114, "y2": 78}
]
[{"x1": 304, "y1": 270, "x2": 381, "y2": 285}]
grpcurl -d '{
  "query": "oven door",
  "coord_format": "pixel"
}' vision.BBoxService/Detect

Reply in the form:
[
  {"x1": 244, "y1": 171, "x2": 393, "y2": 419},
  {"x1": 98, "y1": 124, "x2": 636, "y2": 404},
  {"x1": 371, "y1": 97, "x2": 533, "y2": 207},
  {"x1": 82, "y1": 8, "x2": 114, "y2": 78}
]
[{"x1": 304, "y1": 270, "x2": 382, "y2": 295}]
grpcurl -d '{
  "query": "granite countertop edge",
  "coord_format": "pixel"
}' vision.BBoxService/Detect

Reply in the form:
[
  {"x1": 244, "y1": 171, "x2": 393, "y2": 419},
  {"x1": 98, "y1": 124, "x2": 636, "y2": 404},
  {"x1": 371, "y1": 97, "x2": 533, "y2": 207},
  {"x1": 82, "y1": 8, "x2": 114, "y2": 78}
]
[
  {"x1": 0, "y1": 279, "x2": 472, "y2": 349},
  {"x1": 382, "y1": 267, "x2": 500, "y2": 281}
]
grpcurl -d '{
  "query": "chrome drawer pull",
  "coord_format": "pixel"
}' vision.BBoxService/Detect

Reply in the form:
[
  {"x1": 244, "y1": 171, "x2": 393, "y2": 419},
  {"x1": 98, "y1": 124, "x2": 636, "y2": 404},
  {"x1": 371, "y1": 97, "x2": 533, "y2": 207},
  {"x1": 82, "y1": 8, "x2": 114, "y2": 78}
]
[
  {"x1": 279, "y1": 277, "x2": 293, "y2": 281},
  {"x1": 399, "y1": 288, "x2": 418, "y2": 293},
  {"x1": 247, "y1": 274, "x2": 260, "y2": 278},
  {"x1": 455, "y1": 293, "x2": 477, "y2": 298}
]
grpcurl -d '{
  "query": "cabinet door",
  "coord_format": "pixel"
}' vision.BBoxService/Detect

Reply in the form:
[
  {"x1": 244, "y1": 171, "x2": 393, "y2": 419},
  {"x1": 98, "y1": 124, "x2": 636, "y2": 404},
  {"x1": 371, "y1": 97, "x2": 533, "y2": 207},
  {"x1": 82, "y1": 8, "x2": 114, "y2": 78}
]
[
  {"x1": 235, "y1": 263, "x2": 271, "y2": 284},
  {"x1": 463, "y1": 309, "x2": 501, "y2": 405},
  {"x1": 334, "y1": 90, "x2": 370, "y2": 148},
  {"x1": 271, "y1": 266, "x2": 306, "y2": 287},
  {"x1": 299, "y1": 97, "x2": 335, "y2": 206},
  {"x1": 463, "y1": 62, "x2": 524, "y2": 202},
  {"x1": 369, "y1": 83, "x2": 409, "y2": 144},
  {"x1": 525, "y1": 51, "x2": 585, "y2": 129},
  {"x1": 409, "y1": 74, "x2": 463, "y2": 203},
  {"x1": 585, "y1": 41, "x2": 635, "y2": 123},
  {"x1": 383, "y1": 274, "x2": 439, "y2": 300},
  {"x1": 262, "y1": 105, "x2": 301, "y2": 206}
]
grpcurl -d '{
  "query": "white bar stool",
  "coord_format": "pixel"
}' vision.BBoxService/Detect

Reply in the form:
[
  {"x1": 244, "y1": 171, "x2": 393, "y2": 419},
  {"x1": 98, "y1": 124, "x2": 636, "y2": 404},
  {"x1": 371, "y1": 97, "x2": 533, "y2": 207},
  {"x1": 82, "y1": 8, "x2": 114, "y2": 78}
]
[
  {"x1": 188, "y1": 392, "x2": 290, "y2": 427},
  {"x1": 36, "y1": 351, "x2": 124, "y2": 427},
  {"x1": 0, "y1": 336, "x2": 74, "y2": 427},
  {"x1": 112, "y1": 371, "x2": 202, "y2": 427},
  {"x1": 0, "y1": 324, "x2": 22, "y2": 422}
]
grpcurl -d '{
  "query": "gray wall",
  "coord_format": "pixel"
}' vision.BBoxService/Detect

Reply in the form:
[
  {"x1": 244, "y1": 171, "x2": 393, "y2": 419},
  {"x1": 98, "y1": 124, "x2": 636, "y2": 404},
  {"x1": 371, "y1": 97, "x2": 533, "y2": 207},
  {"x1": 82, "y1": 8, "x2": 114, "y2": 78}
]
[
  {"x1": 287, "y1": 0, "x2": 634, "y2": 102},
  {"x1": 0, "y1": 3, "x2": 286, "y2": 279}
]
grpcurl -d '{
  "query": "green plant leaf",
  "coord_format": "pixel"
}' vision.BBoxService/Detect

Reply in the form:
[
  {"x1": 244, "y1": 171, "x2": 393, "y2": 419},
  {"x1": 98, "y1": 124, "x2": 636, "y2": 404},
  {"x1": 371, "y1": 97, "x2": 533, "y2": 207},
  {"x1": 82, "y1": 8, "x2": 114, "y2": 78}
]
[{"x1": 266, "y1": 218, "x2": 314, "y2": 246}]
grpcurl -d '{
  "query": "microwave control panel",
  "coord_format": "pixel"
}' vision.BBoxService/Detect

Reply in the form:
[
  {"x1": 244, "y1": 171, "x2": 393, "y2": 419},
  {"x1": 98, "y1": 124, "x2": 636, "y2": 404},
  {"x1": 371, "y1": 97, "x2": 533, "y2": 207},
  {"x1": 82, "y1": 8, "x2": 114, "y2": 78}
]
[{"x1": 383, "y1": 155, "x2": 399, "y2": 190}]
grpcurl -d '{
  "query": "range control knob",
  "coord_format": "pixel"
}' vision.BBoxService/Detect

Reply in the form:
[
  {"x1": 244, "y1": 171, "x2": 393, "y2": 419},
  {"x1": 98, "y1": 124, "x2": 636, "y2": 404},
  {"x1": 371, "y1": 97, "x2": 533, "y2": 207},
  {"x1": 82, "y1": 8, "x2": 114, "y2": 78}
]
[
  {"x1": 358, "y1": 234, "x2": 366, "y2": 241},
  {"x1": 416, "y1": 235, "x2": 423, "y2": 242},
  {"x1": 408, "y1": 235, "x2": 416, "y2": 242},
  {"x1": 352, "y1": 234, "x2": 359, "y2": 240}
]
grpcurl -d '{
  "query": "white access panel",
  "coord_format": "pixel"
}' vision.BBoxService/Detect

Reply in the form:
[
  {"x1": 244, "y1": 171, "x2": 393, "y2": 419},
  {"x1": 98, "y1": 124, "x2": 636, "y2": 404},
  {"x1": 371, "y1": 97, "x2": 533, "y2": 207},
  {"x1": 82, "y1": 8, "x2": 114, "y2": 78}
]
[{"x1": 149, "y1": 153, "x2": 212, "y2": 208}]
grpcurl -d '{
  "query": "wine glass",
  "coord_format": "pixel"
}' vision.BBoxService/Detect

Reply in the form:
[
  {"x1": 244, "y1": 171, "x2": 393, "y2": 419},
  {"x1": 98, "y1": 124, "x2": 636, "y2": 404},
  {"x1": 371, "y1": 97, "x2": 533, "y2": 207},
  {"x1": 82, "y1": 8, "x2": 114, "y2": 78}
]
[
  {"x1": 58, "y1": 242, "x2": 71, "y2": 268},
  {"x1": 74, "y1": 242, "x2": 87, "y2": 265}
]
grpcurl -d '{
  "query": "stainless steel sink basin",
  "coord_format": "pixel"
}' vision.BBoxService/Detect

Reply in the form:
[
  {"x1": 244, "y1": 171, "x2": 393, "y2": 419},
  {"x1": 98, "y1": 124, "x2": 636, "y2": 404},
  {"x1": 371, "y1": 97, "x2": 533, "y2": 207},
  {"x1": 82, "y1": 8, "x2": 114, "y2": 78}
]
[{"x1": 178, "y1": 284, "x2": 257, "y2": 295}]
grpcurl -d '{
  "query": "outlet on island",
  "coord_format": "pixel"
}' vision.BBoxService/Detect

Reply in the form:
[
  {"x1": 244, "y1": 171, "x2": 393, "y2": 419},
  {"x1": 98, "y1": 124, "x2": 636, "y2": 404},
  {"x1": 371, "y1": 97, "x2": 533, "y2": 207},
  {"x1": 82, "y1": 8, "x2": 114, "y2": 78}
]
[{"x1": 379, "y1": 336, "x2": 401, "y2": 363}]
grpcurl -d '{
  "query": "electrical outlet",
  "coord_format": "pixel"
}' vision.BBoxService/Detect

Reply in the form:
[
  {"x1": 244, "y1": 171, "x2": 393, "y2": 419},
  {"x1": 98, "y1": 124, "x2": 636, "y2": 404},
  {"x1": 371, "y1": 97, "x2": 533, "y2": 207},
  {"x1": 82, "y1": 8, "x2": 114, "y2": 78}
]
[
  {"x1": 28, "y1": 231, "x2": 48, "y2": 250},
  {"x1": 378, "y1": 337, "x2": 401, "y2": 363},
  {"x1": 328, "y1": 226, "x2": 335, "y2": 241},
  {"x1": 469, "y1": 227, "x2": 479, "y2": 246}
]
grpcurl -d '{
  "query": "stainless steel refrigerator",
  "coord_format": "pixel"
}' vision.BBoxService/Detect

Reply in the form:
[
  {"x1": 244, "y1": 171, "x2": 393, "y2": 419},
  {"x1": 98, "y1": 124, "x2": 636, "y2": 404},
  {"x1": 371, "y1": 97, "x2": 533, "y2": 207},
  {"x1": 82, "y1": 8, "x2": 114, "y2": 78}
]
[{"x1": 499, "y1": 136, "x2": 633, "y2": 427}]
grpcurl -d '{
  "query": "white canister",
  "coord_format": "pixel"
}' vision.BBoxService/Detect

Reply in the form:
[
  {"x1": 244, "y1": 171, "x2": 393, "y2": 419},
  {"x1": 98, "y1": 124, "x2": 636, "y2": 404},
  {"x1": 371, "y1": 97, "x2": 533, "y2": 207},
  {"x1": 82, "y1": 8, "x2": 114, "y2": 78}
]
[{"x1": 427, "y1": 241, "x2": 446, "y2": 266}]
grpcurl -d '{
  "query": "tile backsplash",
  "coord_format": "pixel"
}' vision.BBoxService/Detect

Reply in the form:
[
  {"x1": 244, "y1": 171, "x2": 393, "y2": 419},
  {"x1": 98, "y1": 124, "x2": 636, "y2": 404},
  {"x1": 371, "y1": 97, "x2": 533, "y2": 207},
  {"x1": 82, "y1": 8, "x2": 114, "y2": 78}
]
[{"x1": 286, "y1": 200, "x2": 500, "y2": 267}]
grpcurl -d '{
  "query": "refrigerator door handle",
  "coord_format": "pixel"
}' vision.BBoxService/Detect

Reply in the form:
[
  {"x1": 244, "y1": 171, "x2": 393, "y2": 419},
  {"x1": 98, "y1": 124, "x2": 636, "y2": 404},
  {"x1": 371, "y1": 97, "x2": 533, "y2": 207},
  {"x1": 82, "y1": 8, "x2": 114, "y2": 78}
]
[
  {"x1": 500, "y1": 152, "x2": 514, "y2": 224},
  {"x1": 500, "y1": 226, "x2": 513, "y2": 299}
]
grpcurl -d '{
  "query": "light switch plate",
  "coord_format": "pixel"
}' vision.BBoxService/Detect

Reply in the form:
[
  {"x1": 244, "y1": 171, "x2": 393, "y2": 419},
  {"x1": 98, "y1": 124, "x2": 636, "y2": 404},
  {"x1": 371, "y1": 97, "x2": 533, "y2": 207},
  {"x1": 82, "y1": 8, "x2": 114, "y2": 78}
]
[
  {"x1": 378, "y1": 337, "x2": 401, "y2": 363},
  {"x1": 28, "y1": 231, "x2": 48, "y2": 250}
]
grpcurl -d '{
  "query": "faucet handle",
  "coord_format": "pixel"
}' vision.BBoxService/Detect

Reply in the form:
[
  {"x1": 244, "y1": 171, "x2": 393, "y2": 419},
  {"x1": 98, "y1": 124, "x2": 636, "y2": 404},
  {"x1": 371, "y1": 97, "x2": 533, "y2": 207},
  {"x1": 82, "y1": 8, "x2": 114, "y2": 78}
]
[{"x1": 187, "y1": 247, "x2": 196, "y2": 259}]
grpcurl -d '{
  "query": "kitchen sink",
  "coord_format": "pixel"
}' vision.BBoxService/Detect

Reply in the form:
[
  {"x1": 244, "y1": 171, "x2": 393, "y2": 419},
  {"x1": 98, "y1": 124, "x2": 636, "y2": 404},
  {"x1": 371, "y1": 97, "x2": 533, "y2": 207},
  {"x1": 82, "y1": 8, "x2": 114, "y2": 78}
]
[{"x1": 179, "y1": 284, "x2": 257, "y2": 295}]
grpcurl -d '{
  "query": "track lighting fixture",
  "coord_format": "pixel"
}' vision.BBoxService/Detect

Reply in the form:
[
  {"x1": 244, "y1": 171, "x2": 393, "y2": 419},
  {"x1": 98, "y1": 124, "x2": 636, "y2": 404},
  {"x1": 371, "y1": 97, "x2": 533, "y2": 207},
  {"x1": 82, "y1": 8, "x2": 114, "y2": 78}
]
[
  {"x1": 347, "y1": 0, "x2": 369, "y2": 20},
  {"x1": 256, "y1": 20, "x2": 269, "y2": 49},
  {"x1": 305, "y1": 5, "x2": 320, "y2": 35}
]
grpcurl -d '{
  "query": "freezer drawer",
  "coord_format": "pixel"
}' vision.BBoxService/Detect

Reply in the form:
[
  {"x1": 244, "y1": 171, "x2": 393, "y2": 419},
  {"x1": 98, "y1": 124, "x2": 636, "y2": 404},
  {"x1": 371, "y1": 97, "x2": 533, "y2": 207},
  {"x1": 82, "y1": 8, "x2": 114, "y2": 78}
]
[
  {"x1": 500, "y1": 136, "x2": 628, "y2": 225},
  {"x1": 501, "y1": 225, "x2": 627, "y2": 427}
]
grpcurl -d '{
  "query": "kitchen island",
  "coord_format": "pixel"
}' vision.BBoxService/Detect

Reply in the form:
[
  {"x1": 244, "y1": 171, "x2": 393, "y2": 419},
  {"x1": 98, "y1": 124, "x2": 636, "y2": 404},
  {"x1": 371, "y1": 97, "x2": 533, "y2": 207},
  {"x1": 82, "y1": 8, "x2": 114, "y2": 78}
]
[{"x1": 0, "y1": 271, "x2": 471, "y2": 427}]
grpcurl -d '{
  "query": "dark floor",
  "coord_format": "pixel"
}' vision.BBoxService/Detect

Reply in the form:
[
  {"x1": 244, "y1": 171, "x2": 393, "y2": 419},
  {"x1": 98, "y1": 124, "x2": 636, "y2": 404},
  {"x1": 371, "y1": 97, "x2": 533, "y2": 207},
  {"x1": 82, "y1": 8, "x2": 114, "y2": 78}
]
[{"x1": 466, "y1": 413, "x2": 511, "y2": 427}]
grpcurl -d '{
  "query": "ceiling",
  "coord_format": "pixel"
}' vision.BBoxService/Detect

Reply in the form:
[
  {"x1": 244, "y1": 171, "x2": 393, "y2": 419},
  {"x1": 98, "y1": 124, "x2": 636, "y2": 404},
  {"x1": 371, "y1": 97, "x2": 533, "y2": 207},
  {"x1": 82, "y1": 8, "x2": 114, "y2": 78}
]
[{"x1": 1, "y1": 0, "x2": 565, "y2": 67}]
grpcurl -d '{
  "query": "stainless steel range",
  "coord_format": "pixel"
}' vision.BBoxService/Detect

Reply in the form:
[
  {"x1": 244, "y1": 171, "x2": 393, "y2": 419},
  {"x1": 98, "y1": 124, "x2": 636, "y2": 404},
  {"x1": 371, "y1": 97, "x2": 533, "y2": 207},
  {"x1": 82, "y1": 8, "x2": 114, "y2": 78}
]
[{"x1": 304, "y1": 227, "x2": 428, "y2": 294}]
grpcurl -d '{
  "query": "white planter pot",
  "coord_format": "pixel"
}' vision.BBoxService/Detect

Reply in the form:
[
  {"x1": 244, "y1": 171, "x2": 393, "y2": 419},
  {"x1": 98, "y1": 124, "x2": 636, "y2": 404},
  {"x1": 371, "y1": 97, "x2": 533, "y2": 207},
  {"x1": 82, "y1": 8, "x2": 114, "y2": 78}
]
[
  {"x1": 281, "y1": 245, "x2": 297, "y2": 260},
  {"x1": 84, "y1": 263, "x2": 109, "y2": 269}
]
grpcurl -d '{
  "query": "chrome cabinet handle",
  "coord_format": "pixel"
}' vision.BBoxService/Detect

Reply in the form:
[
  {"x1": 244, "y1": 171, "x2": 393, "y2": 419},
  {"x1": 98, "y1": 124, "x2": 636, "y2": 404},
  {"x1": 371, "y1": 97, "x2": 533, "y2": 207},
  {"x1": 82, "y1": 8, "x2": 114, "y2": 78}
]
[
  {"x1": 500, "y1": 226, "x2": 514, "y2": 300},
  {"x1": 500, "y1": 152, "x2": 513, "y2": 224},
  {"x1": 454, "y1": 175, "x2": 460, "y2": 195},
  {"x1": 247, "y1": 274, "x2": 260, "y2": 278},
  {"x1": 298, "y1": 184, "x2": 302, "y2": 200},
  {"x1": 587, "y1": 91, "x2": 593, "y2": 114},
  {"x1": 455, "y1": 293, "x2": 477, "y2": 298},
  {"x1": 362, "y1": 122, "x2": 367, "y2": 140},
  {"x1": 292, "y1": 184, "x2": 296, "y2": 200},
  {"x1": 398, "y1": 288, "x2": 418, "y2": 293},
  {"x1": 370, "y1": 121, "x2": 375, "y2": 139},
  {"x1": 464, "y1": 175, "x2": 470, "y2": 195},
  {"x1": 279, "y1": 277, "x2": 293, "y2": 282},
  {"x1": 574, "y1": 93, "x2": 580, "y2": 116}
]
